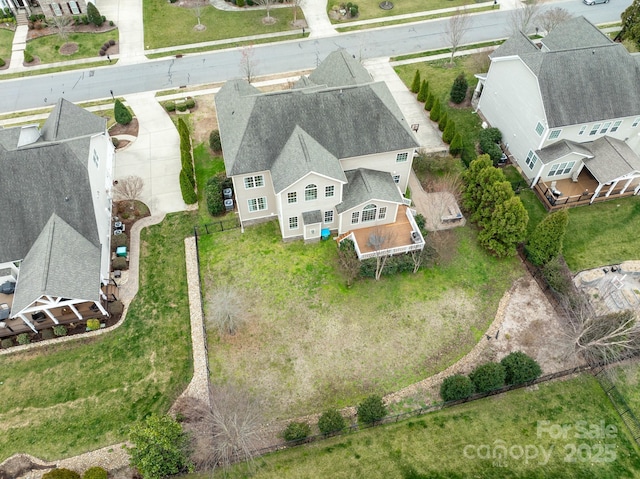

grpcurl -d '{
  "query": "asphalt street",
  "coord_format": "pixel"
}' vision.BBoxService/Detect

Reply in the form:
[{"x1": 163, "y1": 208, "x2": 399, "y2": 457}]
[{"x1": 0, "y1": 1, "x2": 628, "y2": 114}]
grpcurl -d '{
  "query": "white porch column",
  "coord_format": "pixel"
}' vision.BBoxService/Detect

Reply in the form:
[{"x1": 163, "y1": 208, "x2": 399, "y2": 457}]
[
  {"x1": 591, "y1": 184, "x2": 604, "y2": 203},
  {"x1": 69, "y1": 304, "x2": 83, "y2": 319},
  {"x1": 635, "y1": 183, "x2": 640, "y2": 195},
  {"x1": 96, "y1": 301, "x2": 108, "y2": 316},
  {"x1": 17, "y1": 314, "x2": 37, "y2": 333},
  {"x1": 44, "y1": 309, "x2": 59, "y2": 324},
  {"x1": 621, "y1": 177, "x2": 634, "y2": 195},
  {"x1": 605, "y1": 181, "x2": 619, "y2": 197}
]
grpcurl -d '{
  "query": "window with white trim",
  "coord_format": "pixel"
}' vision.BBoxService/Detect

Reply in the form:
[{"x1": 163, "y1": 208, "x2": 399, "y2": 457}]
[
  {"x1": 362, "y1": 204, "x2": 377, "y2": 222},
  {"x1": 392, "y1": 174, "x2": 400, "y2": 184},
  {"x1": 535, "y1": 122, "x2": 544, "y2": 136},
  {"x1": 525, "y1": 150, "x2": 538, "y2": 170},
  {"x1": 92, "y1": 150, "x2": 99, "y2": 168},
  {"x1": 244, "y1": 175, "x2": 264, "y2": 189},
  {"x1": 50, "y1": 2, "x2": 62, "y2": 15},
  {"x1": 600, "y1": 122, "x2": 612, "y2": 134},
  {"x1": 324, "y1": 210, "x2": 334, "y2": 223},
  {"x1": 548, "y1": 161, "x2": 575, "y2": 177},
  {"x1": 578, "y1": 125, "x2": 587, "y2": 136},
  {"x1": 287, "y1": 192, "x2": 297, "y2": 204},
  {"x1": 248, "y1": 197, "x2": 267, "y2": 212},
  {"x1": 378, "y1": 206, "x2": 387, "y2": 220},
  {"x1": 611, "y1": 120, "x2": 622, "y2": 132},
  {"x1": 633, "y1": 118, "x2": 640, "y2": 127},
  {"x1": 589, "y1": 124, "x2": 601, "y2": 135},
  {"x1": 325, "y1": 185, "x2": 334, "y2": 197},
  {"x1": 548, "y1": 129, "x2": 561, "y2": 140},
  {"x1": 305, "y1": 184, "x2": 317, "y2": 201},
  {"x1": 68, "y1": 1, "x2": 81, "y2": 14},
  {"x1": 351, "y1": 211, "x2": 360, "y2": 224},
  {"x1": 396, "y1": 152, "x2": 408, "y2": 162},
  {"x1": 289, "y1": 217, "x2": 298, "y2": 229}
]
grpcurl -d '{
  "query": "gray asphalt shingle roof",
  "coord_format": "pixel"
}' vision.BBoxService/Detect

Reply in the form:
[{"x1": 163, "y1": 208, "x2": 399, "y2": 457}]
[
  {"x1": 536, "y1": 139, "x2": 593, "y2": 164},
  {"x1": 11, "y1": 213, "x2": 101, "y2": 315},
  {"x1": 41, "y1": 98, "x2": 106, "y2": 141},
  {"x1": 540, "y1": 16, "x2": 612, "y2": 51},
  {"x1": 336, "y1": 168, "x2": 403, "y2": 213},
  {"x1": 490, "y1": 31, "x2": 538, "y2": 59},
  {"x1": 307, "y1": 49, "x2": 373, "y2": 87},
  {"x1": 583, "y1": 136, "x2": 640, "y2": 184},
  {"x1": 302, "y1": 210, "x2": 322, "y2": 225}
]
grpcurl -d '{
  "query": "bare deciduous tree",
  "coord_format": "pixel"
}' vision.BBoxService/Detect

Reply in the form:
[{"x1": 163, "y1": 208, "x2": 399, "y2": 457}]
[
  {"x1": 410, "y1": 239, "x2": 435, "y2": 273},
  {"x1": 337, "y1": 238, "x2": 361, "y2": 286},
  {"x1": 206, "y1": 286, "x2": 248, "y2": 335},
  {"x1": 48, "y1": 15, "x2": 73, "y2": 42},
  {"x1": 445, "y1": 8, "x2": 471, "y2": 65},
  {"x1": 537, "y1": 7, "x2": 573, "y2": 34},
  {"x1": 113, "y1": 175, "x2": 144, "y2": 210},
  {"x1": 291, "y1": 0, "x2": 304, "y2": 24},
  {"x1": 240, "y1": 44, "x2": 258, "y2": 83},
  {"x1": 367, "y1": 228, "x2": 396, "y2": 280},
  {"x1": 508, "y1": 0, "x2": 542, "y2": 35},
  {"x1": 254, "y1": 0, "x2": 277, "y2": 22},
  {"x1": 190, "y1": 0, "x2": 206, "y2": 29}
]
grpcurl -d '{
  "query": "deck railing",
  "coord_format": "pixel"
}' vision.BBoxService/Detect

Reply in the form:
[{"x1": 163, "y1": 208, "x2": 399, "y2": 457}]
[{"x1": 534, "y1": 184, "x2": 637, "y2": 211}]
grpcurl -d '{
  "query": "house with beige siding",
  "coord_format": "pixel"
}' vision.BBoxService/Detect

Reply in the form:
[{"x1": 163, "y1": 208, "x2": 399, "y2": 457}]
[
  {"x1": 475, "y1": 16, "x2": 640, "y2": 209},
  {"x1": 216, "y1": 50, "x2": 424, "y2": 257}
]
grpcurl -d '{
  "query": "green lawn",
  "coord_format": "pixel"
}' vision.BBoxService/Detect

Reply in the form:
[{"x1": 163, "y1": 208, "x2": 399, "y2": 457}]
[
  {"x1": 193, "y1": 142, "x2": 226, "y2": 222},
  {"x1": 608, "y1": 360, "x2": 640, "y2": 419},
  {"x1": 183, "y1": 374, "x2": 640, "y2": 478},
  {"x1": 26, "y1": 30, "x2": 118, "y2": 64},
  {"x1": 562, "y1": 196, "x2": 640, "y2": 272},
  {"x1": 198, "y1": 220, "x2": 523, "y2": 421},
  {"x1": 0, "y1": 213, "x2": 195, "y2": 461},
  {"x1": 143, "y1": 0, "x2": 302, "y2": 49},
  {"x1": 0, "y1": 27, "x2": 14, "y2": 64},
  {"x1": 328, "y1": 0, "x2": 480, "y2": 23}
]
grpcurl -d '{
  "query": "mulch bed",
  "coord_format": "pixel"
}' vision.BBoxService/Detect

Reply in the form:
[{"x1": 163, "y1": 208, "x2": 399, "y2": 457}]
[
  {"x1": 59, "y1": 42, "x2": 79, "y2": 55},
  {"x1": 23, "y1": 56, "x2": 41, "y2": 67},
  {"x1": 109, "y1": 118, "x2": 139, "y2": 137},
  {"x1": 27, "y1": 23, "x2": 117, "y2": 41}
]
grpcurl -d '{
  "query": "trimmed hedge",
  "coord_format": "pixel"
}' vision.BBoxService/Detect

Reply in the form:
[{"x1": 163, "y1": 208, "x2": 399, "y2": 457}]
[
  {"x1": 283, "y1": 421, "x2": 311, "y2": 441},
  {"x1": 83, "y1": 467, "x2": 108, "y2": 479},
  {"x1": 440, "y1": 374, "x2": 474, "y2": 401},
  {"x1": 410, "y1": 70, "x2": 421, "y2": 93},
  {"x1": 43, "y1": 469, "x2": 80, "y2": 479},
  {"x1": 318, "y1": 408, "x2": 346, "y2": 435},
  {"x1": 180, "y1": 169, "x2": 197, "y2": 205},
  {"x1": 469, "y1": 362, "x2": 506, "y2": 393},
  {"x1": 501, "y1": 351, "x2": 542, "y2": 385},
  {"x1": 209, "y1": 130, "x2": 221, "y2": 152}
]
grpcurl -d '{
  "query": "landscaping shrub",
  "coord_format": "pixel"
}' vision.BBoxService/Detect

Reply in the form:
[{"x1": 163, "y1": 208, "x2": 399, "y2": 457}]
[
  {"x1": 111, "y1": 137, "x2": 120, "y2": 148},
  {"x1": 360, "y1": 253, "x2": 414, "y2": 277},
  {"x1": 109, "y1": 39, "x2": 116, "y2": 46},
  {"x1": 206, "y1": 174, "x2": 225, "y2": 215},
  {"x1": 318, "y1": 408, "x2": 346, "y2": 435},
  {"x1": 449, "y1": 132, "x2": 463, "y2": 156},
  {"x1": 429, "y1": 98, "x2": 441, "y2": 122},
  {"x1": 1, "y1": 338, "x2": 13, "y2": 348},
  {"x1": 112, "y1": 256, "x2": 128, "y2": 270},
  {"x1": 282, "y1": 421, "x2": 311, "y2": 441},
  {"x1": 438, "y1": 110, "x2": 448, "y2": 132},
  {"x1": 442, "y1": 119, "x2": 455, "y2": 144},
  {"x1": 410, "y1": 70, "x2": 421, "y2": 94},
  {"x1": 237, "y1": 0, "x2": 245, "y2": 6},
  {"x1": 450, "y1": 73, "x2": 468, "y2": 104},
  {"x1": 478, "y1": 127, "x2": 503, "y2": 164},
  {"x1": 176, "y1": 103, "x2": 188, "y2": 112},
  {"x1": 112, "y1": 233, "x2": 128, "y2": 248},
  {"x1": 17, "y1": 333, "x2": 30, "y2": 345},
  {"x1": 440, "y1": 374, "x2": 475, "y2": 401},
  {"x1": 181, "y1": 148, "x2": 195, "y2": 186},
  {"x1": 86, "y1": 319, "x2": 100, "y2": 331},
  {"x1": 165, "y1": 101, "x2": 176, "y2": 112},
  {"x1": 114, "y1": 99, "x2": 132, "y2": 125},
  {"x1": 414, "y1": 213, "x2": 426, "y2": 230},
  {"x1": 417, "y1": 80, "x2": 429, "y2": 102},
  {"x1": 501, "y1": 351, "x2": 542, "y2": 385},
  {"x1": 185, "y1": 97, "x2": 196, "y2": 109},
  {"x1": 87, "y1": 2, "x2": 104, "y2": 26},
  {"x1": 525, "y1": 209, "x2": 569, "y2": 266},
  {"x1": 99, "y1": 50, "x2": 106, "y2": 56},
  {"x1": 42, "y1": 469, "x2": 81, "y2": 479},
  {"x1": 53, "y1": 325, "x2": 68, "y2": 337},
  {"x1": 424, "y1": 91, "x2": 434, "y2": 110},
  {"x1": 542, "y1": 255, "x2": 573, "y2": 295},
  {"x1": 82, "y1": 466, "x2": 108, "y2": 479},
  {"x1": 209, "y1": 129, "x2": 222, "y2": 152},
  {"x1": 82, "y1": 15, "x2": 89, "y2": 25},
  {"x1": 180, "y1": 169, "x2": 197, "y2": 205},
  {"x1": 24, "y1": 50, "x2": 34, "y2": 63},
  {"x1": 0, "y1": 58, "x2": 4, "y2": 67},
  {"x1": 469, "y1": 362, "x2": 506, "y2": 393},
  {"x1": 41, "y1": 328, "x2": 55, "y2": 340},
  {"x1": 357, "y1": 395, "x2": 386, "y2": 425}
]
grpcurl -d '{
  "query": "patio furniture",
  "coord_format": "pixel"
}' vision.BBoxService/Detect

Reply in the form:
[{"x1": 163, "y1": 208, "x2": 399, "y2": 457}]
[
  {"x1": 0, "y1": 303, "x2": 9, "y2": 321},
  {"x1": 0, "y1": 281, "x2": 15, "y2": 294},
  {"x1": 31, "y1": 311, "x2": 46, "y2": 322}
]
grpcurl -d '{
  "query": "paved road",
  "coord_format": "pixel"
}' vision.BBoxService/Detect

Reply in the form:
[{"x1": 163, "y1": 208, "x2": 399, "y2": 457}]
[{"x1": 0, "y1": 1, "x2": 627, "y2": 114}]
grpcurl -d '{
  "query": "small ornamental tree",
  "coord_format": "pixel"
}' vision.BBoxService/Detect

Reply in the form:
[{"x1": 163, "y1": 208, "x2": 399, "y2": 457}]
[
  {"x1": 438, "y1": 110, "x2": 448, "y2": 132},
  {"x1": 43, "y1": 469, "x2": 81, "y2": 479},
  {"x1": 526, "y1": 209, "x2": 570, "y2": 266},
  {"x1": 501, "y1": 351, "x2": 542, "y2": 385},
  {"x1": 86, "y1": 1, "x2": 104, "y2": 26},
  {"x1": 469, "y1": 362, "x2": 506, "y2": 393},
  {"x1": 450, "y1": 73, "x2": 468, "y2": 104},
  {"x1": 417, "y1": 79, "x2": 429, "y2": 102},
  {"x1": 442, "y1": 119, "x2": 455, "y2": 144},
  {"x1": 283, "y1": 421, "x2": 311, "y2": 441},
  {"x1": 424, "y1": 91, "x2": 435, "y2": 110},
  {"x1": 114, "y1": 99, "x2": 132, "y2": 125},
  {"x1": 449, "y1": 132, "x2": 463, "y2": 156},
  {"x1": 440, "y1": 374, "x2": 475, "y2": 401},
  {"x1": 129, "y1": 414, "x2": 191, "y2": 479},
  {"x1": 318, "y1": 408, "x2": 347, "y2": 435},
  {"x1": 357, "y1": 395, "x2": 387, "y2": 425},
  {"x1": 180, "y1": 169, "x2": 197, "y2": 204},
  {"x1": 411, "y1": 69, "x2": 421, "y2": 93},
  {"x1": 429, "y1": 98, "x2": 441, "y2": 122}
]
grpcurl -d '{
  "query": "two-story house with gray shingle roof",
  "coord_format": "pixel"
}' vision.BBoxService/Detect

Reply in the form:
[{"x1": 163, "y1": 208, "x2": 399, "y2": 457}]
[
  {"x1": 216, "y1": 50, "x2": 425, "y2": 258},
  {"x1": 0, "y1": 98, "x2": 114, "y2": 336},
  {"x1": 475, "y1": 16, "x2": 640, "y2": 209}
]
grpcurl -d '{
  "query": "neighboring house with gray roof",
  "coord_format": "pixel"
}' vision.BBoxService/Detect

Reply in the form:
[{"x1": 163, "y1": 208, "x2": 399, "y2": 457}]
[
  {"x1": 0, "y1": 98, "x2": 114, "y2": 335},
  {"x1": 216, "y1": 50, "x2": 424, "y2": 256},
  {"x1": 476, "y1": 16, "x2": 640, "y2": 206}
]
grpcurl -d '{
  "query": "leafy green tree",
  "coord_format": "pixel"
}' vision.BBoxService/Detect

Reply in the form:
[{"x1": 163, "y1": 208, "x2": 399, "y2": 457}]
[
  {"x1": 449, "y1": 132, "x2": 463, "y2": 156},
  {"x1": 478, "y1": 196, "x2": 529, "y2": 257},
  {"x1": 621, "y1": 0, "x2": 640, "y2": 48},
  {"x1": 128, "y1": 415, "x2": 191, "y2": 479},
  {"x1": 283, "y1": 421, "x2": 311, "y2": 441},
  {"x1": 429, "y1": 98, "x2": 441, "y2": 122},
  {"x1": 438, "y1": 110, "x2": 448, "y2": 132},
  {"x1": 461, "y1": 155, "x2": 495, "y2": 213},
  {"x1": 526, "y1": 209, "x2": 569, "y2": 266},
  {"x1": 417, "y1": 79, "x2": 429, "y2": 102},
  {"x1": 501, "y1": 351, "x2": 542, "y2": 385},
  {"x1": 442, "y1": 118, "x2": 455, "y2": 143},
  {"x1": 411, "y1": 70, "x2": 421, "y2": 93},
  {"x1": 180, "y1": 169, "x2": 197, "y2": 205},
  {"x1": 450, "y1": 73, "x2": 468, "y2": 104},
  {"x1": 469, "y1": 362, "x2": 506, "y2": 393},
  {"x1": 86, "y1": 2, "x2": 104, "y2": 27},
  {"x1": 318, "y1": 408, "x2": 347, "y2": 435},
  {"x1": 357, "y1": 395, "x2": 387, "y2": 425},
  {"x1": 440, "y1": 374, "x2": 474, "y2": 401},
  {"x1": 114, "y1": 99, "x2": 132, "y2": 125},
  {"x1": 473, "y1": 180, "x2": 513, "y2": 226},
  {"x1": 424, "y1": 91, "x2": 434, "y2": 110}
]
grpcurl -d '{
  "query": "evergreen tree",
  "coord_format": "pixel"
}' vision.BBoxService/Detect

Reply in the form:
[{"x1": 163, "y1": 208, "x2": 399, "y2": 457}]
[
  {"x1": 417, "y1": 80, "x2": 429, "y2": 102},
  {"x1": 478, "y1": 196, "x2": 529, "y2": 257},
  {"x1": 442, "y1": 118, "x2": 455, "y2": 143},
  {"x1": 425, "y1": 91, "x2": 434, "y2": 110},
  {"x1": 411, "y1": 70, "x2": 421, "y2": 94},
  {"x1": 450, "y1": 73, "x2": 468, "y2": 104},
  {"x1": 449, "y1": 132, "x2": 463, "y2": 156},
  {"x1": 501, "y1": 352, "x2": 542, "y2": 385},
  {"x1": 621, "y1": 0, "x2": 640, "y2": 48},
  {"x1": 461, "y1": 155, "x2": 493, "y2": 213},
  {"x1": 87, "y1": 2, "x2": 104, "y2": 27},
  {"x1": 180, "y1": 169, "x2": 197, "y2": 205},
  {"x1": 438, "y1": 110, "x2": 448, "y2": 132},
  {"x1": 430, "y1": 98, "x2": 441, "y2": 122},
  {"x1": 114, "y1": 99, "x2": 132, "y2": 125},
  {"x1": 473, "y1": 179, "x2": 513, "y2": 227},
  {"x1": 525, "y1": 209, "x2": 570, "y2": 266}
]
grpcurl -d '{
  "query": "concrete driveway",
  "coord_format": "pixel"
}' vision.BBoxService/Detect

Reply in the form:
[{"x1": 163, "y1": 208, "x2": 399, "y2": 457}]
[{"x1": 115, "y1": 92, "x2": 186, "y2": 215}]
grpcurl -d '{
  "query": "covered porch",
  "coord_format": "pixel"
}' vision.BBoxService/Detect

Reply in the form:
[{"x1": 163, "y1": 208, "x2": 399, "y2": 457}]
[{"x1": 338, "y1": 206, "x2": 425, "y2": 260}]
